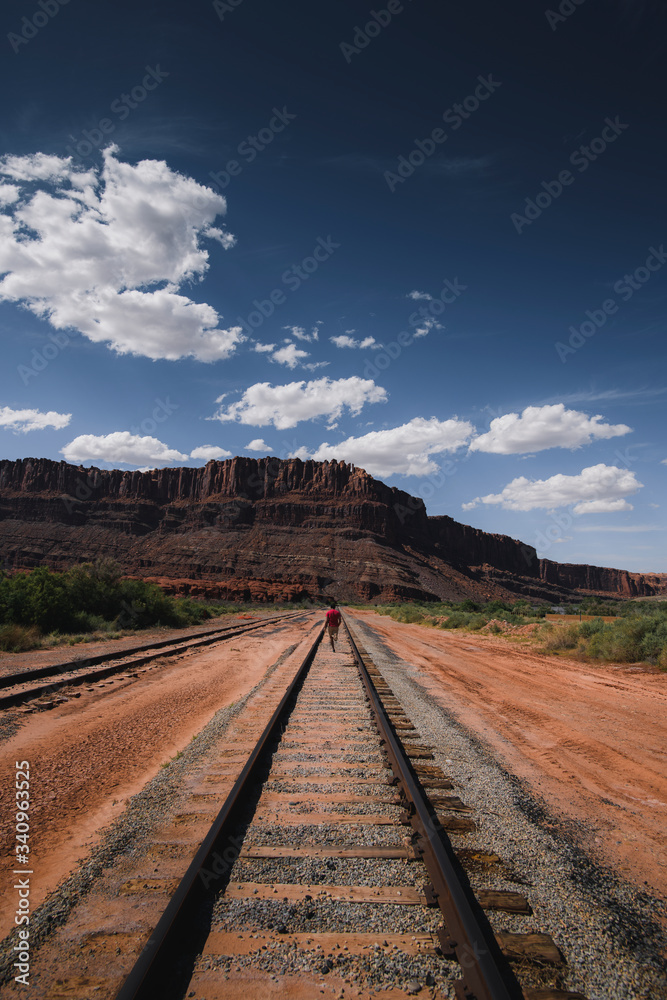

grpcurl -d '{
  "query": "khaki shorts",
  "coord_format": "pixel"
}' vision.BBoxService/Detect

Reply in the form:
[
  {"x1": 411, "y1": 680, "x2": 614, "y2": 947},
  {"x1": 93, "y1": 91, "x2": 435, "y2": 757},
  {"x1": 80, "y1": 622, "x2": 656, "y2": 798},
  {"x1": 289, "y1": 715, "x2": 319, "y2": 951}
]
[{"x1": 327, "y1": 624, "x2": 339, "y2": 640}]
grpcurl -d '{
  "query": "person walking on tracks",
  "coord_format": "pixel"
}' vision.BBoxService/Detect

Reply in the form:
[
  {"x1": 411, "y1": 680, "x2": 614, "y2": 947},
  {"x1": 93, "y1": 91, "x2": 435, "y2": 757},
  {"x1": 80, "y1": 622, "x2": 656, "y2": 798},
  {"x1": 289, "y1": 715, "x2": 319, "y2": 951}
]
[{"x1": 325, "y1": 602, "x2": 342, "y2": 651}]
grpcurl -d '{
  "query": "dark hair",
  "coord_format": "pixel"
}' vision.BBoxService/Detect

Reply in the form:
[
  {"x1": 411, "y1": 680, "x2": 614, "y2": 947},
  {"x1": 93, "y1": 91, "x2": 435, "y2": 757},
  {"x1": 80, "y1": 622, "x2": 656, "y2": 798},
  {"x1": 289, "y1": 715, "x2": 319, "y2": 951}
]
[{"x1": 330, "y1": 602, "x2": 337, "y2": 608}]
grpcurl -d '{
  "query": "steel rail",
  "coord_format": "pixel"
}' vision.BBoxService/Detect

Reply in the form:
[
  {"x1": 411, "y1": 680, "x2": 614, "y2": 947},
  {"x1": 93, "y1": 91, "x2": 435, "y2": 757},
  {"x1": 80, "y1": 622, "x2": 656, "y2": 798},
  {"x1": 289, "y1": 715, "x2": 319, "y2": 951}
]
[
  {"x1": 344, "y1": 616, "x2": 522, "y2": 1000},
  {"x1": 114, "y1": 622, "x2": 325, "y2": 1000},
  {"x1": 0, "y1": 609, "x2": 307, "y2": 690},
  {"x1": 0, "y1": 611, "x2": 309, "y2": 709}
]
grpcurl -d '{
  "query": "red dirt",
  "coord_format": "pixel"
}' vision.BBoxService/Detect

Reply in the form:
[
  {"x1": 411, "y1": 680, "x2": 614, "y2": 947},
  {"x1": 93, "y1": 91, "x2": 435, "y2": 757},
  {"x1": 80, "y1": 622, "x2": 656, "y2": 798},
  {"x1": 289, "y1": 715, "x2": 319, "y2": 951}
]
[
  {"x1": 0, "y1": 617, "x2": 314, "y2": 940},
  {"x1": 349, "y1": 610, "x2": 667, "y2": 900}
]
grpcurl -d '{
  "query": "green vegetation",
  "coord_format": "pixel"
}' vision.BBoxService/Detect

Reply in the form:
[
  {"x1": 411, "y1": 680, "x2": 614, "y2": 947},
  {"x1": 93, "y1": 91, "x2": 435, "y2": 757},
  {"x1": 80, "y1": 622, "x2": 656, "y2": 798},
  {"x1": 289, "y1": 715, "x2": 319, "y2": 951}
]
[
  {"x1": 370, "y1": 598, "x2": 550, "y2": 630},
  {"x1": 0, "y1": 560, "x2": 227, "y2": 651},
  {"x1": 541, "y1": 606, "x2": 667, "y2": 667},
  {"x1": 367, "y1": 597, "x2": 667, "y2": 668}
]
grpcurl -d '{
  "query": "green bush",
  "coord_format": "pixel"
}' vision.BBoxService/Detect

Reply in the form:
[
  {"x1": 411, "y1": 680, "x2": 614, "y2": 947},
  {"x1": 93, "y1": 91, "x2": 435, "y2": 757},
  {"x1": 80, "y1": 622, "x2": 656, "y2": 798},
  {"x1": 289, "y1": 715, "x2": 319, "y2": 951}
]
[
  {"x1": 0, "y1": 562, "x2": 224, "y2": 637},
  {"x1": 439, "y1": 611, "x2": 487, "y2": 630}
]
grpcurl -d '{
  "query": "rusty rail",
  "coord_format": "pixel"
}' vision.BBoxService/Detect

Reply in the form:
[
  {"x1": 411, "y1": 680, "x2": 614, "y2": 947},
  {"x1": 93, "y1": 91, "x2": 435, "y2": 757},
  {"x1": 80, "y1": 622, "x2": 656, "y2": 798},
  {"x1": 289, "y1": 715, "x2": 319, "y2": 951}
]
[
  {"x1": 0, "y1": 610, "x2": 309, "y2": 709},
  {"x1": 114, "y1": 623, "x2": 324, "y2": 1000},
  {"x1": 344, "y1": 616, "x2": 523, "y2": 1000}
]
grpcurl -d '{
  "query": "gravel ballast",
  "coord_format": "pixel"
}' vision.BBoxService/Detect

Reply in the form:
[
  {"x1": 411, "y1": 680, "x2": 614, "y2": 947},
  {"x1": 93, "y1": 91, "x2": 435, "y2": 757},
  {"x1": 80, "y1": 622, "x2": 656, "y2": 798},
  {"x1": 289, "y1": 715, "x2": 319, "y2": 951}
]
[{"x1": 348, "y1": 614, "x2": 667, "y2": 1000}]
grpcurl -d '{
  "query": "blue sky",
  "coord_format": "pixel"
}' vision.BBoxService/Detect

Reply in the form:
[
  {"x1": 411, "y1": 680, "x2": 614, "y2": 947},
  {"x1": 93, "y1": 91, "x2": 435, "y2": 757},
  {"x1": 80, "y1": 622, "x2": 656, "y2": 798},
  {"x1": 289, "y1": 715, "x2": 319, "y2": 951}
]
[{"x1": 1, "y1": 0, "x2": 665, "y2": 572}]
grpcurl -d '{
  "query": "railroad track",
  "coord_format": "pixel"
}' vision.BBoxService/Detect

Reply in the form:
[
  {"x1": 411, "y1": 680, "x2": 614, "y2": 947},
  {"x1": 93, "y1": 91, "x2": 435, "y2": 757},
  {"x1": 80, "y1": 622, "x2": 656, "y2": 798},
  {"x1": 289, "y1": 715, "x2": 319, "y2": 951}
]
[
  {"x1": 1, "y1": 614, "x2": 589, "y2": 999},
  {"x1": 0, "y1": 610, "x2": 307, "y2": 710}
]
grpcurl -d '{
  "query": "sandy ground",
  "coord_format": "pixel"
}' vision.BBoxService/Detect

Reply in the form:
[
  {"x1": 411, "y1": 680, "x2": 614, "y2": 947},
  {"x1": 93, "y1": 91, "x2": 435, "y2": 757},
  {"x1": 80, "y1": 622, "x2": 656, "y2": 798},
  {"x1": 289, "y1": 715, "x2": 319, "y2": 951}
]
[
  {"x1": 348, "y1": 610, "x2": 667, "y2": 900},
  {"x1": 0, "y1": 615, "x2": 314, "y2": 941}
]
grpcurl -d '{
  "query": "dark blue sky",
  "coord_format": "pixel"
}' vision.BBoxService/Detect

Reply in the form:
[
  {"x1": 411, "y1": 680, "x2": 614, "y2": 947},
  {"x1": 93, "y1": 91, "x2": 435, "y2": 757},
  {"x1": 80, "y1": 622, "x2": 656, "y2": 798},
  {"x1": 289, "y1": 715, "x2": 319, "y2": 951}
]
[{"x1": 1, "y1": 0, "x2": 666, "y2": 570}]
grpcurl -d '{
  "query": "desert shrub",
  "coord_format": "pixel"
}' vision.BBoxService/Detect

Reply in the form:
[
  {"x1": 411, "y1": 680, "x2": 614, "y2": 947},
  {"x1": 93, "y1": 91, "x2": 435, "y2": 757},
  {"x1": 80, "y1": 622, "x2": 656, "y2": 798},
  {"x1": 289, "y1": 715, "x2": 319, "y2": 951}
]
[
  {"x1": 541, "y1": 623, "x2": 580, "y2": 651},
  {"x1": 439, "y1": 611, "x2": 487, "y2": 630},
  {"x1": 578, "y1": 616, "x2": 606, "y2": 638},
  {"x1": 0, "y1": 624, "x2": 41, "y2": 652}
]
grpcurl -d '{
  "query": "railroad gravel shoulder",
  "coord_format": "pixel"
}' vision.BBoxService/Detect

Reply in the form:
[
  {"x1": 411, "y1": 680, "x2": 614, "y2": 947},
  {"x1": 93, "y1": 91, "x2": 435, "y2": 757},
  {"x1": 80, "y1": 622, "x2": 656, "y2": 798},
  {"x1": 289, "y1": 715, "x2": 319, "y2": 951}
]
[
  {"x1": 0, "y1": 638, "x2": 305, "y2": 992},
  {"x1": 348, "y1": 613, "x2": 667, "y2": 1000}
]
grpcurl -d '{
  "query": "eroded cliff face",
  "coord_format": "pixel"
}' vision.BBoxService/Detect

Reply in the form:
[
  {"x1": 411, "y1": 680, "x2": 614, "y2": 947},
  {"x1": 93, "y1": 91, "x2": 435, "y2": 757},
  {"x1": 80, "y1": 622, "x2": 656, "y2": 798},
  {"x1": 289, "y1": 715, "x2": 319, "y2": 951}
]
[{"x1": 0, "y1": 457, "x2": 664, "y2": 602}]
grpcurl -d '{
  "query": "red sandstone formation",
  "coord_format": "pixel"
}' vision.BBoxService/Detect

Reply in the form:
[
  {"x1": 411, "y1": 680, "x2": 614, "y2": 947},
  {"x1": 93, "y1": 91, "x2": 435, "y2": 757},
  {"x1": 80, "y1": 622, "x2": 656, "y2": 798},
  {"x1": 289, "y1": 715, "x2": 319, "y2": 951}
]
[{"x1": 0, "y1": 457, "x2": 664, "y2": 602}]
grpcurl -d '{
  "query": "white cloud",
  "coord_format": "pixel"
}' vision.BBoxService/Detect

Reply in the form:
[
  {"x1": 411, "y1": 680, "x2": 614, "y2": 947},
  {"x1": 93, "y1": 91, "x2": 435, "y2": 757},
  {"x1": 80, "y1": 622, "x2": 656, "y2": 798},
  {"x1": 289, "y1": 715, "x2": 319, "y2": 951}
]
[
  {"x1": 253, "y1": 342, "x2": 276, "y2": 353},
  {"x1": 291, "y1": 416, "x2": 474, "y2": 477},
  {"x1": 271, "y1": 343, "x2": 310, "y2": 368},
  {"x1": 0, "y1": 152, "x2": 76, "y2": 182},
  {"x1": 572, "y1": 498, "x2": 634, "y2": 514},
  {"x1": 284, "y1": 324, "x2": 320, "y2": 342},
  {"x1": 0, "y1": 147, "x2": 243, "y2": 362},
  {"x1": 470, "y1": 404, "x2": 632, "y2": 454},
  {"x1": 211, "y1": 376, "x2": 387, "y2": 430},
  {"x1": 190, "y1": 445, "x2": 232, "y2": 460},
  {"x1": 463, "y1": 464, "x2": 643, "y2": 512},
  {"x1": 246, "y1": 438, "x2": 271, "y2": 451},
  {"x1": 330, "y1": 334, "x2": 379, "y2": 349},
  {"x1": 0, "y1": 405, "x2": 71, "y2": 432},
  {"x1": 61, "y1": 431, "x2": 188, "y2": 466},
  {"x1": 413, "y1": 316, "x2": 442, "y2": 338},
  {"x1": 0, "y1": 184, "x2": 19, "y2": 206},
  {"x1": 407, "y1": 290, "x2": 432, "y2": 301}
]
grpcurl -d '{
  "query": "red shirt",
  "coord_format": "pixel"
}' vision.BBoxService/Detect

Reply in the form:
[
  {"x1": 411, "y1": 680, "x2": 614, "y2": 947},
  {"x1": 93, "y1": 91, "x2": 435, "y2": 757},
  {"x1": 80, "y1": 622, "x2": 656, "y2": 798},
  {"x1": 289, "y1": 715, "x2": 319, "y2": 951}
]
[{"x1": 325, "y1": 609, "x2": 341, "y2": 627}]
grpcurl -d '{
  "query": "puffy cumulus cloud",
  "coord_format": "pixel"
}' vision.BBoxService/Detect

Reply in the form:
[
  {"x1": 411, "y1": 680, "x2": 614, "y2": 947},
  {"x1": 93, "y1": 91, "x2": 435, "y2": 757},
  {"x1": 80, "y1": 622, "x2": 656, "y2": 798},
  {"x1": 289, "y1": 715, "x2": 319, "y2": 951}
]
[
  {"x1": 253, "y1": 342, "x2": 276, "y2": 353},
  {"x1": 61, "y1": 431, "x2": 189, "y2": 467},
  {"x1": 0, "y1": 184, "x2": 19, "y2": 206},
  {"x1": 330, "y1": 334, "x2": 379, "y2": 349},
  {"x1": 245, "y1": 438, "x2": 271, "y2": 451},
  {"x1": 463, "y1": 464, "x2": 642, "y2": 513},
  {"x1": 271, "y1": 343, "x2": 310, "y2": 368},
  {"x1": 211, "y1": 376, "x2": 387, "y2": 430},
  {"x1": 0, "y1": 405, "x2": 71, "y2": 432},
  {"x1": 189, "y1": 445, "x2": 232, "y2": 461},
  {"x1": 470, "y1": 404, "x2": 631, "y2": 454},
  {"x1": 0, "y1": 147, "x2": 242, "y2": 362},
  {"x1": 0, "y1": 153, "x2": 76, "y2": 182},
  {"x1": 291, "y1": 416, "x2": 474, "y2": 477}
]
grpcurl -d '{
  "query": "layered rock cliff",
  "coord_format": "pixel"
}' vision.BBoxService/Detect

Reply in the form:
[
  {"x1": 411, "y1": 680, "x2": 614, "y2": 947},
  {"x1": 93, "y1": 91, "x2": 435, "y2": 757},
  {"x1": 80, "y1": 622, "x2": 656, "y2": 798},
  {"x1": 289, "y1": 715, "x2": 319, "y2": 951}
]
[{"x1": 0, "y1": 457, "x2": 664, "y2": 603}]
